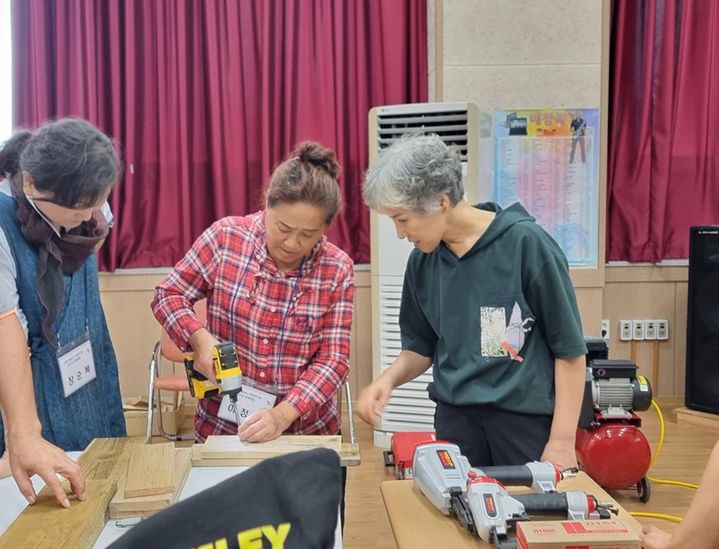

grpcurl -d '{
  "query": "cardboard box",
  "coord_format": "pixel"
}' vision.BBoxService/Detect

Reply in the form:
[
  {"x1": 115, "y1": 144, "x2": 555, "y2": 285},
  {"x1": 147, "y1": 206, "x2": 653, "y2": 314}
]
[
  {"x1": 516, "y1": 519, "x2": 641, "y2": 549},
  {"x1": 123, "y1": 394, "x2": 187, "y2": 437}
]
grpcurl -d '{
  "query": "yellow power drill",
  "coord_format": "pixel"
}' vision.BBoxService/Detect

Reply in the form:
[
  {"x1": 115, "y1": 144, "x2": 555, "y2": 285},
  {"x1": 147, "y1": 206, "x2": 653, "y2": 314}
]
[{"x1": 184, "y1": 342, "x2": 243, "y2": 425}]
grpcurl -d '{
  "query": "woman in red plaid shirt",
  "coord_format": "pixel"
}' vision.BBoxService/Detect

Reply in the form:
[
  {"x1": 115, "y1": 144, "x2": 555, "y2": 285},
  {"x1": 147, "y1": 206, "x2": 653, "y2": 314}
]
[{"x1": 151, "y1": 142, "x2": 354, "y2": 444}]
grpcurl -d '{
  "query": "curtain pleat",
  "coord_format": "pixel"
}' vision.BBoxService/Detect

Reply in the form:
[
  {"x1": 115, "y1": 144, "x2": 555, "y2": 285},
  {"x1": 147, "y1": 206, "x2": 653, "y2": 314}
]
[{"x1": 608, "y1": 0, "x2": 719, "y2": 261}]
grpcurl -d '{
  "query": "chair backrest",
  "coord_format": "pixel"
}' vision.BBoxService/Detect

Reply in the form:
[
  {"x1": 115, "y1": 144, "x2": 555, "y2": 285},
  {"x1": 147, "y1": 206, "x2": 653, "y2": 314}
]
[{"x1": 159, "y1": 300, "x2": 207, "y2": 362}]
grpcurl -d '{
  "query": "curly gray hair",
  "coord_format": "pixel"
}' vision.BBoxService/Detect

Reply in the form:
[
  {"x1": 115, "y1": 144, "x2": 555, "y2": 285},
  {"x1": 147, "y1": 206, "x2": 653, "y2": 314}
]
[{"x1": 363, "y1": 133, "x2": 463, "y2": 214}]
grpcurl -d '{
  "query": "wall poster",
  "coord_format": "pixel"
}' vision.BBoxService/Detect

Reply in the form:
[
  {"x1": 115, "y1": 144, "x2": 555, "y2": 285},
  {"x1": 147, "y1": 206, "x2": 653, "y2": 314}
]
[{"x1": 493, "y1": 108, "x2": 599, "y2": 267}]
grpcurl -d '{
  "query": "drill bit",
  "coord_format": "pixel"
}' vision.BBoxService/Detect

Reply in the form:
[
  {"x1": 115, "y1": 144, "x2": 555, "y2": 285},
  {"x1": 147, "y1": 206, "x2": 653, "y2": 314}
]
[{"x1": 231, "y1": 395, "x2": 242, "y2": 426}]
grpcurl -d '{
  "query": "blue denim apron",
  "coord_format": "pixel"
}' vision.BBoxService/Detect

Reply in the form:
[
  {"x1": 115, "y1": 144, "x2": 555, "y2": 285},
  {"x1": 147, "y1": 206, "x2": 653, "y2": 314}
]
[{"x1": 0, "y1": 193, "x2": 125, "y2": 452}]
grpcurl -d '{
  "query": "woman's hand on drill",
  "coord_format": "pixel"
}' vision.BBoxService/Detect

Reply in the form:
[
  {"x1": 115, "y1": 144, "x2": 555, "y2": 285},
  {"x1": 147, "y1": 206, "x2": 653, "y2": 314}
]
[{"x1": 188, "y1": 329, "x2": 221, "y2": 384}]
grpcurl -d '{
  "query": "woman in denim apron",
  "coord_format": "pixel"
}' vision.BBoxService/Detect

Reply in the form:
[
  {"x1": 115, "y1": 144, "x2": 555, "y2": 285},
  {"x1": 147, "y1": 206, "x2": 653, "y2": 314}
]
[{"x1": 0, "y1": 118, "x2": 125, "y2": 507}]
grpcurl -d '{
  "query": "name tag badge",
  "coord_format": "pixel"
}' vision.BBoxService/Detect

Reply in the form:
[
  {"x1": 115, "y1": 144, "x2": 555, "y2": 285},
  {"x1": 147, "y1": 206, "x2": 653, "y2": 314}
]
[
  {"x1": 57, "y1": 331, "x2": 96, "y2": 398},
  {"x1": 218, "y1": 385, "x2": 276, "y2": 425}
]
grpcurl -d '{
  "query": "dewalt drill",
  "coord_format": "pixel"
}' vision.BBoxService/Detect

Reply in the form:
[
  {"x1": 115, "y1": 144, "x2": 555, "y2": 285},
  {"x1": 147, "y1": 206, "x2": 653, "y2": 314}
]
[{"x1": 184, "y1": 342, "x2": 243, "y2": 425}]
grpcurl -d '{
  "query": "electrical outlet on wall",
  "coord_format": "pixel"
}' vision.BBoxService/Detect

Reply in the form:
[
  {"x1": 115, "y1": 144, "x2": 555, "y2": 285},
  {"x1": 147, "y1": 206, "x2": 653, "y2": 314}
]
[
  {"x1": 644, "y1": 320, "x2": 657, "y2": 340},
  {"x1": 657, "y1": 319, "x2": 669, "y2": 340},
  {"x1": 632, "y1": 320, "x2": 645, "y2": 340},
  {"x1": 601, "y1": 319, "x2": 610, "y2": 340},
  {"x1": 620, "y1": 320, "x2": 633, "y2": 341}
]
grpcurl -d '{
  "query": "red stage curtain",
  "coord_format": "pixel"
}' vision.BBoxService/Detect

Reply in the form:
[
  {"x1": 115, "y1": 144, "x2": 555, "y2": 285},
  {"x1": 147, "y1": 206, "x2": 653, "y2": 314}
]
[
  {"x1": 12, "y1": 0, "x2": 427, "y2": 269},
  {"x1": 608, "y1": 0, "x2": 719, "y2": 261}
]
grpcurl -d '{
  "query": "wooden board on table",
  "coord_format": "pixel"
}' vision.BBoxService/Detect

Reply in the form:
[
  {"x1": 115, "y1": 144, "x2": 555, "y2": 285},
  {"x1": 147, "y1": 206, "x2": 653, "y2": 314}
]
[
  {"x1": 192, "y1": 441, "x2": 360, "y2": 467},
  {"x1": 109, "y1": 448, "x2": 191, "y2": 518},
  {"x1": 124, "y1": 442, "x2": 176, "y2": 498},
  {"x1": 0, "y1": 480, "x2": 116, "y2": 549},
  {"x1": 0, "y1": 437, "x2": 157, "y2": 549},
  {"x1": 339, "y1": 442, "x2": 361, "y2": 466},
  {"x1": 194, "y1": 435, "x2": 342, "y2": 465},
  {"x1": 79, "y1": 437, "x2": 144, "y2": 482}
]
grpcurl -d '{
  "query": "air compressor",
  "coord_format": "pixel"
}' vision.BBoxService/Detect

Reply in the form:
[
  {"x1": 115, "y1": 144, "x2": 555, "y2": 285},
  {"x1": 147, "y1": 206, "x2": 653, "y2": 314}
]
[{"x1": 575, "y1": 338, "x2": 654, "y2": 502}]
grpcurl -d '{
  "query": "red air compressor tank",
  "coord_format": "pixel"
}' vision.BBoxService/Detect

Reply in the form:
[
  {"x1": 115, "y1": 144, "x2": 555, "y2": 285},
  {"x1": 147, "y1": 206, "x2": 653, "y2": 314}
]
[{"x1": 575, "y1": 418, "x2": 652, "y2": 501}]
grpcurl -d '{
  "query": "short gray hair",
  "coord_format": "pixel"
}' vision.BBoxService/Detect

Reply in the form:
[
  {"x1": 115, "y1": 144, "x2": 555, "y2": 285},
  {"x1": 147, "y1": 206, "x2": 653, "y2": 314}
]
[{"x1": 363, "y1": 133, "x2": 463, "y2": 214}]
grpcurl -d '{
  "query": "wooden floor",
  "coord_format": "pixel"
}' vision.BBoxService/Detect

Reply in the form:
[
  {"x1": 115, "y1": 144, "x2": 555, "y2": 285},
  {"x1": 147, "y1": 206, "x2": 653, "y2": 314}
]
[
  {"x1": 344, "y1": 421, "x2": 398, "y2": 549},
  {"x1": 342, "y1": 399, "x2": 719, "y2": 548}
]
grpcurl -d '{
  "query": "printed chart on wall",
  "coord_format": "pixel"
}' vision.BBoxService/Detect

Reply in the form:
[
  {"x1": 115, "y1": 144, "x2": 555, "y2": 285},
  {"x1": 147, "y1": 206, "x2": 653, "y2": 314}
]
[{"x1": 493, "y1": 108, "x2": 599, "y2": 267}]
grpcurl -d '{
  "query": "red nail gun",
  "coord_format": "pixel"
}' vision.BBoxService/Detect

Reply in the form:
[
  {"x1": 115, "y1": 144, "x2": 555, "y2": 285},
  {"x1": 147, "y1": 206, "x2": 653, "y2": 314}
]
[{"x1": 383, "y1": 431, "x2": 437, "y2": 479}]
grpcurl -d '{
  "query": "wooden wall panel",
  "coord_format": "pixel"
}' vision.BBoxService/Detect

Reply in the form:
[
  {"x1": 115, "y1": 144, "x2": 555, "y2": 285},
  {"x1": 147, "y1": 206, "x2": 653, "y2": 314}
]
[
  {"x1": 99, "y1": 272, "x2": 167, "y2": 397},
  {"x1": 674, "y1": 282, "x2": 688, "y2": 397},
  {"x1": 352, "y1": 271, "x2": 373, "y2": 394},
  {"x1": 575, "y1": 287, "x2": 604, "y2": 338},
  {"x1": 604, "y1": 267, "x2": 688, "y2": 397}
]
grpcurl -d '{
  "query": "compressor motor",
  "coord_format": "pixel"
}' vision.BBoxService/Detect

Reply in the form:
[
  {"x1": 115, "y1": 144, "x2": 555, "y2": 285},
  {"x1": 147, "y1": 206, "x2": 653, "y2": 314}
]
[{"x1": 578, "y1": 359, "x2": 653, "y2": 428}]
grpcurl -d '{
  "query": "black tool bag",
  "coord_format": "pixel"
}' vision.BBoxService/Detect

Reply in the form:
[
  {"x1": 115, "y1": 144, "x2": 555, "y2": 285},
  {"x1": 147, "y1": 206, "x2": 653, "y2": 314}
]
[{"x1": 109, "y1": 447, "x2": 341, "y2": 549}]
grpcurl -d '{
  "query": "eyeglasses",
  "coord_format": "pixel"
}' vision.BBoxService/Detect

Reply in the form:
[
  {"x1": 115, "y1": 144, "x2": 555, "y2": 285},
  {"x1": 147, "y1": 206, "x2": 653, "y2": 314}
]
[
  {"x1": 28, "y1": 195, "x2": 63, "y2": 205},
  {"x1": 27, "y1": 194, "x2": 97, "y2": 210}
]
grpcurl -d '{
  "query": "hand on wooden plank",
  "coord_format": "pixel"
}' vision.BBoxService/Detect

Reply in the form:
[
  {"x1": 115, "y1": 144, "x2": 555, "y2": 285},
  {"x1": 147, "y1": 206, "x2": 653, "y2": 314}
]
[
  {"x1": 8, "y1": 432, "x2": 85, "y2": 508},
  {"x1": 237, "y1": 402, "x2": 298, "y2": 443}
]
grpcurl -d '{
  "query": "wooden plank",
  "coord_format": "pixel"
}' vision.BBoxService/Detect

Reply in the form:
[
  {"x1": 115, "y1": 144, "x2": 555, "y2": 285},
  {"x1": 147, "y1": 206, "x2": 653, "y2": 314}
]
[
  {"x1": 110, "y1": 448, "x2": 191, "y2": 518},
  {"x1": 78, "y1": 436, "x2": 146, "y2": 483},
  {"x1": 124, "y1": 442, "x2": 176, "y2": 498},
  {"x1": 193, "y1": 435, "x2": 352, "y2": 466},
  {"x1": 202, "y1": 434, "x2": 341, "y2": 459},
  {"x1": 192, "y1": 441, "x2": 359, "y2": 467},
  {"x1": 0, "y1": 480, "x2": 116, "y2": 549}
]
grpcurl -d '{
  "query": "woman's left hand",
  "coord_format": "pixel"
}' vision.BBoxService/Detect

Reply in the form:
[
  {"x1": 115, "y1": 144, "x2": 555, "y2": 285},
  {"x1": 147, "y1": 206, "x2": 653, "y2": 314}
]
[
  {"x1": 237, "y1": 404, "x2": 297, "y2": 443},
  {"x1": 540, "y1": 438, "x2": 578, "y2": 472}
]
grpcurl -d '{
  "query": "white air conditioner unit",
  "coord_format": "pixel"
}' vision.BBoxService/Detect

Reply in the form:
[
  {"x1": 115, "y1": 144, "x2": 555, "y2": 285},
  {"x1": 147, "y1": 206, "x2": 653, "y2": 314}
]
[{"x1": 368, "y1": 101, "x2": 488, "y2": 447}]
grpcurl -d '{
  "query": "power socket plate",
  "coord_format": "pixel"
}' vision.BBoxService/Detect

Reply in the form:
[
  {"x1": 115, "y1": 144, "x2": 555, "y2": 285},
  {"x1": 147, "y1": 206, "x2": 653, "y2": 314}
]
[
  {"x1": 620, "y1": 320, "x2": 632, "y2": 341},
  {"x1": 632, "y1": 320, "x2": 645, "y2": 340},
  {"x1": 644, "y1": 320, "x2": 657, "y2": 340}
]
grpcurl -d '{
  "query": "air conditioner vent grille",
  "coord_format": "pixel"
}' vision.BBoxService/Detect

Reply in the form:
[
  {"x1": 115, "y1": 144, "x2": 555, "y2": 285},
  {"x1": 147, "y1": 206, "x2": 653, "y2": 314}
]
[{"x1": 376, "y1": 109, "x2": 469, "y2": 161}]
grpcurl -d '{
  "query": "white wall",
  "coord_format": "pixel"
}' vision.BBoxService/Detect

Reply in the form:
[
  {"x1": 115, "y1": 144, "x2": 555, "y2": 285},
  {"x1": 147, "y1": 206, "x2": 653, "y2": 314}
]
[{"x1": 440, "y1": 0, "x2": 602, "y2": 111}]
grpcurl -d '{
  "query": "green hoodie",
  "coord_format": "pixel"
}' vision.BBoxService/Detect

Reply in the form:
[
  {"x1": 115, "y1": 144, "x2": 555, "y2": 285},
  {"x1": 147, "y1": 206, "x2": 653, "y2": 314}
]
[{"x1": 400, "y1": 202, "x2": 587, "y2": 415}]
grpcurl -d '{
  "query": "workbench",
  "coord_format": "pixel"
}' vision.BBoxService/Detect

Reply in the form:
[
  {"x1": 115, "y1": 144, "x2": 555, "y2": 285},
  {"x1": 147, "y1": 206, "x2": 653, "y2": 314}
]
[{"x1": 380, "y1": 472, "x2": 643, "y2": 549}]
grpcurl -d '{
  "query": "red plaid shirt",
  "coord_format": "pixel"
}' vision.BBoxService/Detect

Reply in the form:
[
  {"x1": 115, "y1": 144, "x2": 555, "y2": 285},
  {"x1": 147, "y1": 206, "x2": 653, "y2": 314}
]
[{"x1": 152, "y1": 212, "x2": 354, "y2": 441}]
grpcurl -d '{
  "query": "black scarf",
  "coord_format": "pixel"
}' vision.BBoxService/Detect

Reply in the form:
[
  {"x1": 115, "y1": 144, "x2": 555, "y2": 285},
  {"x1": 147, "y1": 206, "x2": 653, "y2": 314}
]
[{"x1": 15, "y1": 195, "x2": 108, "y2": 345}]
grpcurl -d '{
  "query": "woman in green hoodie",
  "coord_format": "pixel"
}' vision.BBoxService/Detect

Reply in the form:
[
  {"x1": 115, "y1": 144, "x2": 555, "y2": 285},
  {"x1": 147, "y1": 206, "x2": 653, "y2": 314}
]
[{"x1": 358, "y1": 134, "x2": 587, "y2": 471}]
